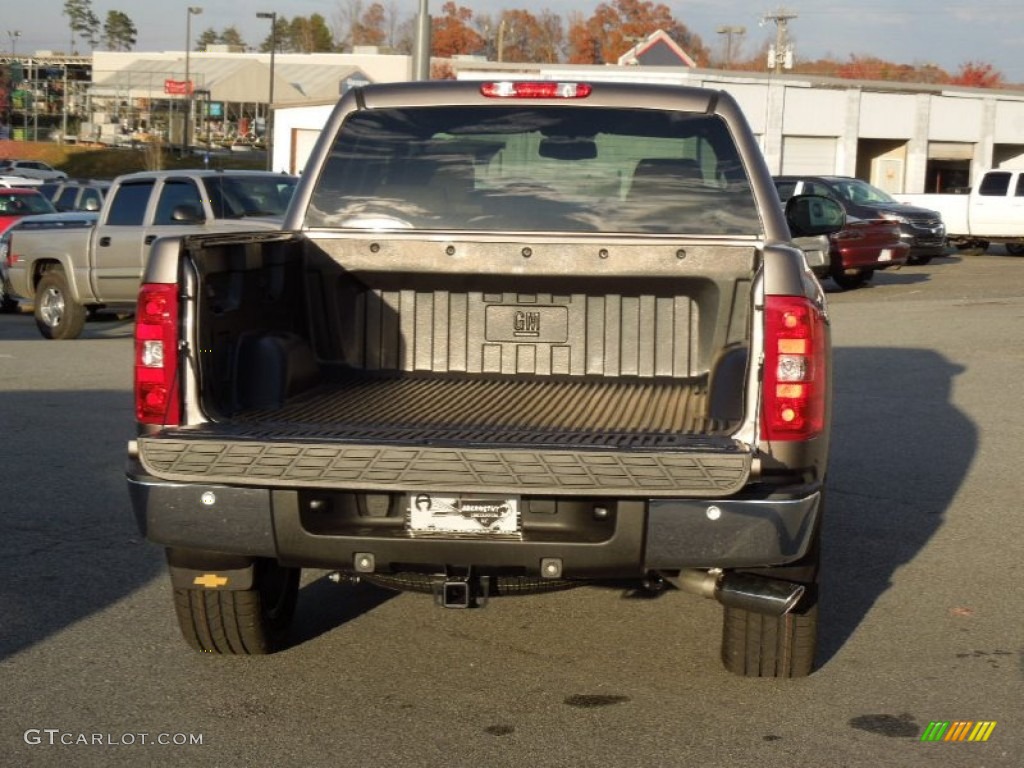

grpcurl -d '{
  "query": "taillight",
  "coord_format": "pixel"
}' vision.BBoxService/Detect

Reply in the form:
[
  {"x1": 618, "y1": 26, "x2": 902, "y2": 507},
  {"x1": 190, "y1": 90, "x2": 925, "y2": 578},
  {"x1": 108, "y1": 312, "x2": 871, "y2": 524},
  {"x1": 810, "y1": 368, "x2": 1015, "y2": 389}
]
[
  {"x1": 134, "y1": 283, "x2": 180, "y2": 425},
  {"x1": 762, "y1": 295, "x2": 827, "y2": 441},
  {"x1": 480, "y1": 81, "x2": 592, "y2": 99}
]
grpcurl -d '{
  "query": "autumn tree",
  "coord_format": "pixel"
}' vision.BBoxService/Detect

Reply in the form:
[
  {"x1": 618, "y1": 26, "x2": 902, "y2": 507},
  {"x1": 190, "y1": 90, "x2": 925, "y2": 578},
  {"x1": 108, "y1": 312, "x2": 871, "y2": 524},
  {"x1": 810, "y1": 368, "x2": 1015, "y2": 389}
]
[
  {"x1": 102, "y1": 10, "x2": 136, "y2": 51},
  {"x1": 334, "y1": 0, "x2": 394, "y2": 50},
  {"x1": 352, "y1": 3, "x2": 387, "y2": 47},
  {"x1": 950, "y1": 61, "x2": 1004, "y2": 89},
  {"x1": 334, "y1": 0, "x2": 365, "y2": 49},
  {"x1": 567, "y1": 0, "x2": 705, "y2": 66},
  {"x1": 477, "y1": 9, "x2": 564, "y2": 63},
  {"x1": 432, "y1": 2, "x2": 484, "y2": 58}
]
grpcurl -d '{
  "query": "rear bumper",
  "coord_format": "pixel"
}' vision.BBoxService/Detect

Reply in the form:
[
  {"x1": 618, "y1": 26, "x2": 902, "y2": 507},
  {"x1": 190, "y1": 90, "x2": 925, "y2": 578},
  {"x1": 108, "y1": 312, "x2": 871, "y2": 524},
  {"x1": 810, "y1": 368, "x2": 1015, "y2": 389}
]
[
  {"x1": 127, "y1": 467, "x2": 822, "y2": 577},
  {"x1": 834, "y1": 244, "x2": 909, "y2": 270},
  {"x1": 5, "y1": 264, "x2": 28, "y2": 300},
  {"x1": 902, "y1": 226, "x2": 947, "y2": 257}
]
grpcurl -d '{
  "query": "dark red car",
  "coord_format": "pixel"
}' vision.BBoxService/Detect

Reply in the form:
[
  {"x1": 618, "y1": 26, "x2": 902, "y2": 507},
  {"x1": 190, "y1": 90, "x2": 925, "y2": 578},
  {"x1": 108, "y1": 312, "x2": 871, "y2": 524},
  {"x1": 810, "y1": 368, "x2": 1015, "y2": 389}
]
[
  {"x1": 0, "y1": 188, "x2": 58, "y2": 235},
  {"x1": 827, "y1": 216, "x2": 910, "y2": 289},
  {"x1": 0, "y1": 188, "x2": 58, "y2": 312}
]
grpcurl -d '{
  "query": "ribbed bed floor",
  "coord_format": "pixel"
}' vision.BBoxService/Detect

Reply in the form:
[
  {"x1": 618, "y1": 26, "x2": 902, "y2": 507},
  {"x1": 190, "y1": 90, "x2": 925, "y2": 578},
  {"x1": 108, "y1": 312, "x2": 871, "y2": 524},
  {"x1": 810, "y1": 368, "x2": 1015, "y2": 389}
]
[{"x1": 216, "y1": 371, "x2": 733, "y2": 449}]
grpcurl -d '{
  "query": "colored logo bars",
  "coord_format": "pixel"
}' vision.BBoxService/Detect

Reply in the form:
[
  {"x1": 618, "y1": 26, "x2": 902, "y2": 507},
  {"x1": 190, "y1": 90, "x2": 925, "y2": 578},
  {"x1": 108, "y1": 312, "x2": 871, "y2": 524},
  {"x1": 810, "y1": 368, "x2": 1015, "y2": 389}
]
[{"x1": 920, "y1": 721, "x2": 997, "y2": 742}]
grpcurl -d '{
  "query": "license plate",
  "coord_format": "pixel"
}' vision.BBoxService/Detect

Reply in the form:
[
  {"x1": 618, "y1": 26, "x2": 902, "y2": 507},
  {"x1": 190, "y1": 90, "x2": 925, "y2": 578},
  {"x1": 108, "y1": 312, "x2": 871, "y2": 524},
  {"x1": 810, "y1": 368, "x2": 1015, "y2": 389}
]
[
  {"x1": 879, "y1": 249, "x2": 892, "y2": 262},
  {"x1": 407, "y1": 493, "x2": 520, "y2": 535}
]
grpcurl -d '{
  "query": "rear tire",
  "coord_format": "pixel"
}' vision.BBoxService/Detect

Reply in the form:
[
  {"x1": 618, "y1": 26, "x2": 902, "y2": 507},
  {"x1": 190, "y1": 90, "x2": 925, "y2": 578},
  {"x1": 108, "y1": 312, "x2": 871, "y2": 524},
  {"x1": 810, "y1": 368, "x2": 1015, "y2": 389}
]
[
  {"x1": 34, "y1": 268, "x2": 86, "y2": 339},
  {"x1": 721, "y1": 525, "x2": 821, "y2": 678},
  {"x1": 721, "y1": 591, "x2": 819, "y2": 677},
  {"x1": 955, "y1": 239, "x2": 989, "y2": 254},
  {"x1": 1005, "y1": 243, "x2": 1024, "y2": 256},
  {"x1": 830, "y1": 265, "x2": 872, "y2": 290},
  {"x1": 0, "y1": 278, "x2": 18, "y2": 313},
  {"x1": 172, "y1": 559, "x2": 300, "y2": 654}
]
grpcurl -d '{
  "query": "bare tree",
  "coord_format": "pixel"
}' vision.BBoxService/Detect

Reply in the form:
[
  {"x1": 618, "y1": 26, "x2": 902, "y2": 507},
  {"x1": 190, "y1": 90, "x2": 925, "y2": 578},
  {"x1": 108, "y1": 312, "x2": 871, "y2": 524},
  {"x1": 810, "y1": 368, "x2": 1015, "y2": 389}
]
[{"x1": 333, "y1": 0, "x2": 364, "y2": 51}]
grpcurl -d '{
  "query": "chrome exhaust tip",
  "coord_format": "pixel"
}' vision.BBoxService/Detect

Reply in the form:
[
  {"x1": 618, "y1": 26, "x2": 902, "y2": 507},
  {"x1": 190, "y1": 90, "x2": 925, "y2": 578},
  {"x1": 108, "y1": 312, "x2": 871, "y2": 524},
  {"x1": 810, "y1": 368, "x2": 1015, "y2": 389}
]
[
  {"x1": 715, "y1": 572, "x2": 805, "y2": 616},
  {"x1": 671, "y1": 569, "x2": 805, "y2": 616}
]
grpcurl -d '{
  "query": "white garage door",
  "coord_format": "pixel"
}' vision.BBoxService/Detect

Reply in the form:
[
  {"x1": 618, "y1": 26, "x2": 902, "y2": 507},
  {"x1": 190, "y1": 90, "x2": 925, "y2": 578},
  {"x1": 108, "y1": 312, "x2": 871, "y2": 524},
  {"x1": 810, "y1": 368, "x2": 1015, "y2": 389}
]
[
  {"x1": 780, "y1": 137, "x2": 838, "y2": 175},
  {"x1": 290, "y1": 128, "x2": 323, "y2": 175}
]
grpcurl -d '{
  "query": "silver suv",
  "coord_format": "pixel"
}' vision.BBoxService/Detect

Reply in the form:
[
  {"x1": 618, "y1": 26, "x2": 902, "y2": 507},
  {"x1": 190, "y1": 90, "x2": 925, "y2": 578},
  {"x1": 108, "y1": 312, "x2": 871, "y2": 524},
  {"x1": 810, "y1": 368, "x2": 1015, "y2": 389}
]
[{"x1": 37, "y1": 179, "x2": 111, "y2": 212}]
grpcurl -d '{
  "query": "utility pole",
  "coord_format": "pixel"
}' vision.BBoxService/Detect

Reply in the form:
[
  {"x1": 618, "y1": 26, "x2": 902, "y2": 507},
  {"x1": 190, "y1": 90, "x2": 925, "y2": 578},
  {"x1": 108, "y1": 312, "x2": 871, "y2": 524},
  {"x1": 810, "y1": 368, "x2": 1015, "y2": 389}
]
[
  {"x1": 497, "y1": 18, "x2": 508, "y2": 63},
  {"x1": 762, "y1": 9, "x2": 796, "y2": 74},
  {"x1": 412, "y1": 0, "x2": 430, "y2": 80},
  {"x1": 716, "y1": 25, "x2": 745, "y2": 69}
]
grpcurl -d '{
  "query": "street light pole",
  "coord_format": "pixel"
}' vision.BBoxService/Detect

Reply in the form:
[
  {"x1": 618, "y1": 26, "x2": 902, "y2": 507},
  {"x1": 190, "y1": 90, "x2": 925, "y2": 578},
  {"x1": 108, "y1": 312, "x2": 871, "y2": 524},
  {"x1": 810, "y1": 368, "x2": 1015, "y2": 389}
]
[
  {"x1": 6, "y1": 31, "x2": 21, "y2": 133},
  {"x1": 256, "y1": 12, "x2": 276, "y2": 171},
  {"x1": 183, "y1": 6, "x2": 202, "y2": 156}
]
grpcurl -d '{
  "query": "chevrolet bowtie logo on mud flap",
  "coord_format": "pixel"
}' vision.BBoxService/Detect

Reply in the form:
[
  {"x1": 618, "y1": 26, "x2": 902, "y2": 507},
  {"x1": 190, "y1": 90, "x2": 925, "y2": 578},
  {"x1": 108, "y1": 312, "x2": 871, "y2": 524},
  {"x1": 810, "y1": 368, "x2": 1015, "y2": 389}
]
[
  {"x1": 513, "y1": 310, "x2": 541, "y2": 337},
  {"x1": 193, "y1": 573, "x2": 229, "y2": 588}
]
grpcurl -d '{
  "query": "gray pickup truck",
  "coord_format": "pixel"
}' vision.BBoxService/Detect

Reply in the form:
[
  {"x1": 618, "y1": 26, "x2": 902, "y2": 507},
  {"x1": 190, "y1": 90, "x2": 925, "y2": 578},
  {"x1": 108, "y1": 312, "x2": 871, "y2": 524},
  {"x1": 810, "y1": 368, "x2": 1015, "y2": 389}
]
[
  {"x1": 126, "y1": 80, "x2": 844, "y2": 677},
  {"x1": 3, "y1": 169, "x2": 297, "y2": 338}
]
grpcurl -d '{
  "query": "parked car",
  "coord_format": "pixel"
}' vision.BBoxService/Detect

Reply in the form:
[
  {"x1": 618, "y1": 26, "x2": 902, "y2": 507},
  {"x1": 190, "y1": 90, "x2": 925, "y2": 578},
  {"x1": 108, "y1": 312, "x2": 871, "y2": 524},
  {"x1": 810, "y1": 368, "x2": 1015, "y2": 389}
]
[
  {"x1": 0, "y1": 189, "x2": 59, "y2": 312},
  {"x1": 0, "y1": 159, "x2": 69, "y2": 181},
  {"x1": 0, "y1": 188, "x2": 59, "y2": 233},
  {"x1": 36, "y1": 179, "x2": 111, "y2": 212},
  {"x1": 0, "y1": 175, "x2": 44, "y2": 188},
  {"x1": 774, "y1": 175, "x2": 945, "y2": 265},
  {"x1": 827, "y1": 216, "x2": 910, "y2": 289},
  {"x1": 780, "y1": 181, "x2": 908, "y2": 289}
]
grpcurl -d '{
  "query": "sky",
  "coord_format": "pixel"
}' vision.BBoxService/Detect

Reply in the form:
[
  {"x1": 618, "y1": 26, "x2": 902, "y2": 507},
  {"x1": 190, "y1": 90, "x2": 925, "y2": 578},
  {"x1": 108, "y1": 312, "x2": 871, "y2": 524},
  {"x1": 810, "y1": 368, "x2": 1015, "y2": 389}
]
[{"x1": 4, "y1": 0, "x2": 1024, "y2": 83}]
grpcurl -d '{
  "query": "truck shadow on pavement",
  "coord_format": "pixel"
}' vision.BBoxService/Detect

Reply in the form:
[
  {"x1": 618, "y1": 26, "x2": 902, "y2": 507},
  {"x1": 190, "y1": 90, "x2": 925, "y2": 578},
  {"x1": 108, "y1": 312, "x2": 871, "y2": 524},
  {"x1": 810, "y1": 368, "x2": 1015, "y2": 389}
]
[
  {"x1": 290, "y1": 577, "x2": 397, "y2": 647},
  {"x1": 0, "y1": 389, "x2": 161, "y2": 661},
  {"x1": 817, "y1": 347, "x2": 973, "y2": 667}
]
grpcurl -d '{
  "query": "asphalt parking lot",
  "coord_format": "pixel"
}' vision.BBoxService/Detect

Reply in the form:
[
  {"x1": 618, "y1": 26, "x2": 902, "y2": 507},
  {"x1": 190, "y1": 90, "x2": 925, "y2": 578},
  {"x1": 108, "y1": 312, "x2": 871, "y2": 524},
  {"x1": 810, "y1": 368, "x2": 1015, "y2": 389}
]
[{"x1": 0, "y1": 249, "x2": 1021, "y2": 767}]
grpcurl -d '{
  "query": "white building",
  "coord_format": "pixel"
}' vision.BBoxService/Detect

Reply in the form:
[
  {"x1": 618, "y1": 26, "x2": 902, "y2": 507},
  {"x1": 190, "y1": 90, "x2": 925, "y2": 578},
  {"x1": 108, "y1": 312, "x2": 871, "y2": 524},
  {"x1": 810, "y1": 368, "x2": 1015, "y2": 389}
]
[{"x1": 83, "y1": 51, "x2": 1024, "y2": 192}]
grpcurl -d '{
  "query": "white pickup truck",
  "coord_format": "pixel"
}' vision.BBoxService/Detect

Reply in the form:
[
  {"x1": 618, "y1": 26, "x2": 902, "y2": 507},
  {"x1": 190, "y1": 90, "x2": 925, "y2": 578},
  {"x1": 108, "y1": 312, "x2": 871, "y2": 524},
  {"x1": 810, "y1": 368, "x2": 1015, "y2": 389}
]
[
  {"x1": 3, "y1": 169, "x2": 297, "y2": 338},
  {"x1": 895, "y1": 169, "x2": 1024, "y2": 254}
]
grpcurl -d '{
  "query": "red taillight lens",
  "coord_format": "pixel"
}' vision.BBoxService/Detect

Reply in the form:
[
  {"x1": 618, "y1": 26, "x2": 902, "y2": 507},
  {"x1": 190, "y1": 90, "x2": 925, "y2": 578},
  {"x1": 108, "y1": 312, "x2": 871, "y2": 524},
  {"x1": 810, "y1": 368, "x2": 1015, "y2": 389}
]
[
  {"x1": 480, "y1": 81, "x2": 592, "y2": 99},
  {"x1": 134, "y1": 283, "x2": 180, "y2": 425},
  {"x1": 762, "y1": 295, "x2": 827, "y2": 441}
]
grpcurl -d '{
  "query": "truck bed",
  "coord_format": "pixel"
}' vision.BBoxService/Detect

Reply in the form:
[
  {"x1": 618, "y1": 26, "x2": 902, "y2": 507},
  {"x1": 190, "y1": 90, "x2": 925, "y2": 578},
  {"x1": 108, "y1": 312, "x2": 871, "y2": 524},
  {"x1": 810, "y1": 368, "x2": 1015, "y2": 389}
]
[
  {"x1": 136, "y1": 233, "x2": 757, "y2": 496},
  {"x1": 139, "y1": 370, "x2": 750, "y2": 497}
]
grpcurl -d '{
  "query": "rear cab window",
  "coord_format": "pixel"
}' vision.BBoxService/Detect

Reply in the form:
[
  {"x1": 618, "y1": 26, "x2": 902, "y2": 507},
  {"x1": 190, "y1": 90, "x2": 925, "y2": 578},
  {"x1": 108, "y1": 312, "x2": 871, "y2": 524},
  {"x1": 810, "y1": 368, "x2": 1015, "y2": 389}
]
[{"x1": 307, "y1": 105, "x2": 760, "y2": 236}]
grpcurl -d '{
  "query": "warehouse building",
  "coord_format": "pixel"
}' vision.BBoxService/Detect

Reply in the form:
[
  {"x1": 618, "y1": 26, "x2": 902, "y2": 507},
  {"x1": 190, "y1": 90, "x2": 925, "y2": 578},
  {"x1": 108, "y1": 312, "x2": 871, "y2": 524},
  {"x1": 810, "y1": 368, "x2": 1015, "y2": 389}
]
[{"x1": 71, "y1": 50, "x2": 1024, "y2": 192}]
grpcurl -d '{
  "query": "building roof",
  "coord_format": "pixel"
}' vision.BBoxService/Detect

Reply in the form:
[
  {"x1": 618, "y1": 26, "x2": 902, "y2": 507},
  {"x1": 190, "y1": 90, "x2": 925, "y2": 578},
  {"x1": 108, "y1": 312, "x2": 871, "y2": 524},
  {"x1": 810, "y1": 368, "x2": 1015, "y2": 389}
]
[
  {"x1": 90, "y1": 55, "x2": 369, "y2": 104},
  {"x1": 617, "y1": 30, "x2": 697, "y2": 68}
]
